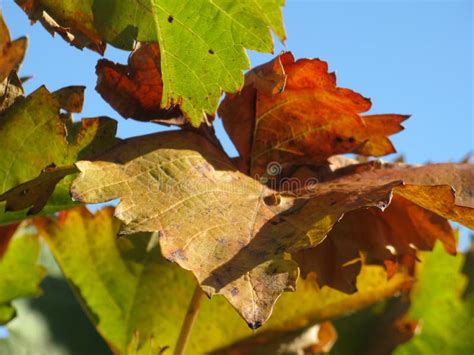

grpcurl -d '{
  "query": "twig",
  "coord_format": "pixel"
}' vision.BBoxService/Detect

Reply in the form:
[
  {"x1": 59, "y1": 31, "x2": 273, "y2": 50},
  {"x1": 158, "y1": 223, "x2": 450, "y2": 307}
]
[{"x1": 174, "y1": 284, "x2": 204, "y2": 355}]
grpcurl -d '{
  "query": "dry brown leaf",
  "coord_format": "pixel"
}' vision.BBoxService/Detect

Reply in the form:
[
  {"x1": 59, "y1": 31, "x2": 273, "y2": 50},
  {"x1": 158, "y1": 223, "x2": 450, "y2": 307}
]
[
  {"x1": 0, "y1": 72, "x2": 24, "y2": 112},
  {"x1": 218, "y1": 53, "x2": 288, "y2": 167},
  {"x1": 96, "y1": 43, "x2": 184, "y2": 125},
  {"x1": 15, "y1": 0, "x2": 105, "y2": 54},
  {"x1": 1, "y1": 165, "x2": 78, "y2": 216},
  {"x1": 293, "y1": 228, "x2": 362, "y2": 294},
  {"x1": 0, "y1": 16, "x2": 25, "y2": 110},
  {"x1": 291, "y1": 160, "x2": 472, "y2": 293},
  {"x1": 330, "y1": 161, "x2": 474, "y2": 228},
  {"x1": 0, "y1": 13, "x2": 27, "y2": 83}
]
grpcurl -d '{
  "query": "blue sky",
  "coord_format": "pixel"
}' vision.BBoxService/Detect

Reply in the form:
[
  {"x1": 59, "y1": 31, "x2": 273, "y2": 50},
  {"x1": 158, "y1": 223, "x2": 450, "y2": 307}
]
[{"x1": 1, "y1": 0, "x2": 472, "y2": 244}]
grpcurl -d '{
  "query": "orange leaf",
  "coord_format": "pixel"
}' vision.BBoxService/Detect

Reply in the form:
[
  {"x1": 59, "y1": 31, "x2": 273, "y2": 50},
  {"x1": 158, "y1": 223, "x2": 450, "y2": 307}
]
[{"x1": 219, "y1": 52, "x2": 408, "y2": 175}]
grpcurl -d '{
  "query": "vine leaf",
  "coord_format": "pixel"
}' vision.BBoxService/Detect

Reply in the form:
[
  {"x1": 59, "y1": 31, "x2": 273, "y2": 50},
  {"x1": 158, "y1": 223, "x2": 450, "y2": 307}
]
[
  {"x1": 288, "y1": 161, "x2": 472, "y2": 293},
  {"x1": 392, "y1": 240, "x2": 474, "y2": 354},
  {"x1": 70, "y1": 131, "x2": 299, "y2": 328},
  {"x1": 0, "y1": 14, "x2": 26, "y2": 112},
  {"x1": 14, "y1": 0, "x2": 105, "y2": 54},
  {"x1": 0, "y1": 12, "x2": 27, "y2": 83},
  {"x1": 0, "y1": 86, "x2": 119, "y2": 225},
  {"x1": 0, "y1": 72, "x2": 24, "y2": 112},
  {"x1": 16, "y1": 0, "x2": 286, "y2": 125},
  {"x1": 294, "y1": 225, "x2": 362, "y2": 295},
  {"x1": 36, "y1": 207, "x2": 176, "y2": 353},
  {"x1": 333, "y1": 239, "x2": 474, "y2": 355},
  {"x1": 96, "y1": 43, "x2": 184, "y2": 125},
  {"x1": 70, "y1": 128, "x2": 473, "y2": 327},
  {"x1": 36, "y1": 207, "x2": 411, "y2": 354},
  {"x1": 331, "y1": 161, "x2": 474, "y2": 228},
  {"x1": 294, "y1": 195, "x2": 456, "y2": 294},
  {"x1": 0, "y1": 223, "x2": 46, "y2": 324},
  {"x1": 219, "y1": 52, "x2": 408, "y2": 175},
  {"x1": 69, "y1": 131, "x2": 403, "y2": 326}
]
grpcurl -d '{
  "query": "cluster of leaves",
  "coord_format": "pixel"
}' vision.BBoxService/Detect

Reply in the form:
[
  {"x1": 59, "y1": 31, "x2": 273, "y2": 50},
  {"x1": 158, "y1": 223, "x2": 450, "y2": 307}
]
[{"x1": 0, "y1": 2, "x2": 473, "y2": 354}]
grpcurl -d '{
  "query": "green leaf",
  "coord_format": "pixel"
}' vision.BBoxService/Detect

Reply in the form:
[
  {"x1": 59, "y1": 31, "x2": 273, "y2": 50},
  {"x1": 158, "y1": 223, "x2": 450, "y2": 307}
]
[
  {"x1": 16, "y1": 0, "x2": 285, "y2": 125},
  {"x1": 38, "y1": 207, "x2": 410, "y2": 354},
  {"x1": 330, "y1": 240, "x2": 474, "y2": 355},
  {"x1": 40, "y1": 207, "x2": 184, "y2": 353},
  {"x1": 393, "y1": 242, "x2": 474, "y2": 355},
  {"x1": 0, "y1": 86, "x2": 119, "y2": 224},
  {"x1": 0, "y1": 224, "x2": 46, "y2": 324},
  {"x1": 1, "y1": 237, "x2": 110, "y2": 354}
]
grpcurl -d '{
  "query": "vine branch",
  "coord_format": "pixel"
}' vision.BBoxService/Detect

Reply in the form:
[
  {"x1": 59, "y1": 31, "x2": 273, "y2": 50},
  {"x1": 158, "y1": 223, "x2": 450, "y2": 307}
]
[{"x1": 174, "y1": 284, "x2": 205, "y2": 355}]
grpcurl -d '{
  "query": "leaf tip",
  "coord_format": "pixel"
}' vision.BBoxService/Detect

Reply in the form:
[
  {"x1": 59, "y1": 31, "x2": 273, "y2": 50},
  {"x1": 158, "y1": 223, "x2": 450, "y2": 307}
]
[{"x1": 247, "y1": 320, "x2": 263, "y2": 330}]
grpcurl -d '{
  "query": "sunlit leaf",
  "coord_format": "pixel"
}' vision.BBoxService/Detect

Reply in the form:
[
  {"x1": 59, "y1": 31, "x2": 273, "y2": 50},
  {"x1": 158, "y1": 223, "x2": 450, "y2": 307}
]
[
  {"x1": 70, "y1": 130, "x2": 421, "y2": 326},
  {"x1": 38, "y1": 207, "x2": 411, "y2": 353},
  {"x1": 0, "y1": 86, "x2": 119, "y2": 224},
  {"x1": 1, "y1": 246, "x2": 110, "y2": 354},
  {"x1": 66, "y1": 131, "x2": 473, "y2": 327},
  {"x1": 331, "y1": 239, "x2": 474, "y2": 355},
  {"x1": 0, "y1": 224, "x2": 46, "y2": 324},
  {"x1": 219, "y1": 52, "x2": 408, "y2": 175},
  {"x1": 0, "y1": 72, "x2": 24, "y2": 112},
  {"x1": 16, "y1": 0, "x2": 286, "y2": 125},
  {"x1": 393, "y1": 242, "x2": 474, "y2": 354},
  {"x1": 0, "y1": 12, "x2": 27, "y2": 83},
  {"x1": 14, "y1": 0, "x2": 105, "y2": 54}
]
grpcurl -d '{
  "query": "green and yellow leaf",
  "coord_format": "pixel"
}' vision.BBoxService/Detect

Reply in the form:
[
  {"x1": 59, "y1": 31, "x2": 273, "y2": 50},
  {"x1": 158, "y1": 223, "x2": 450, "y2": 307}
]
[
  {"x1": 38, "y1": 207, "x2": 411, "y2": 354},
  {"x1": 0, "y1": 223, "x2": 46, "y2": 324},
  {"x1": 16, "y1": 0, "x2": 286, "y2": 125},
  {"x1": 0, "y1": 86, "x2": 119, "y2": 224}
]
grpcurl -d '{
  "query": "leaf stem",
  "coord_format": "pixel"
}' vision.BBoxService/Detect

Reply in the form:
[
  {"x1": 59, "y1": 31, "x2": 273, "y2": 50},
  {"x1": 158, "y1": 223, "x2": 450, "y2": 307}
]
[{"x1": 174, "y1": 284, "x2": 204, "y2": 355}]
